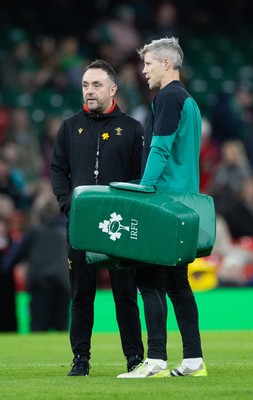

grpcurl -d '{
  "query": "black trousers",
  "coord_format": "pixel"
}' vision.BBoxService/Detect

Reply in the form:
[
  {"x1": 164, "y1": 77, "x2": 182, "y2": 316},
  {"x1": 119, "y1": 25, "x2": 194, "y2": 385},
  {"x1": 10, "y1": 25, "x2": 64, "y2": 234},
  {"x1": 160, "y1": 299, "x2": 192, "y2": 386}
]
[
  {"x1": 136, "y1": 264, "x2": 203, "y2": 361},
  {"x1": 0, "y1": 271, "x2": 17, "y2": 332},
  {"x1": 29, "y1": 278, "x2": 70, "y2": 331},
  {"x1": 68, "y1": 245, "x2": 144, "y2": 360}
]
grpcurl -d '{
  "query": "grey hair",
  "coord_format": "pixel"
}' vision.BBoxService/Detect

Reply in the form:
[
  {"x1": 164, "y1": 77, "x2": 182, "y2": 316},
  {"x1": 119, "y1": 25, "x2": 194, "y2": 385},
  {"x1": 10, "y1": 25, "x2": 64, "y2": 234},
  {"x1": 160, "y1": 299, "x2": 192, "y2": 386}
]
[{"x1": 137, "y1": 37, "x2": 184, "y2": 70}]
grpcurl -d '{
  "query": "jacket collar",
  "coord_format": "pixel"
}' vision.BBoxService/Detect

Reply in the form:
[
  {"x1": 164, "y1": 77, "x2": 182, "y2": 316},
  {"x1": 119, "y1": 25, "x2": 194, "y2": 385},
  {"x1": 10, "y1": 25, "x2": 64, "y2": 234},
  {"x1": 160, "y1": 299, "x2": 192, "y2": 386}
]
[{"x1": 83, "y1": 99, "x2": 117, "y2": 114}]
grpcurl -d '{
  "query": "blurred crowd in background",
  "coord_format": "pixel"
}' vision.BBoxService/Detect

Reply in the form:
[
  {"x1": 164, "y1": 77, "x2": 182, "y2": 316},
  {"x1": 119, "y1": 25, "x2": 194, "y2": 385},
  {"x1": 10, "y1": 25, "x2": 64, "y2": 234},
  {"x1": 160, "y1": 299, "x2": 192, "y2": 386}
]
[{"x1": 1, "y1": 0, "x2": 253, "y2": 332}]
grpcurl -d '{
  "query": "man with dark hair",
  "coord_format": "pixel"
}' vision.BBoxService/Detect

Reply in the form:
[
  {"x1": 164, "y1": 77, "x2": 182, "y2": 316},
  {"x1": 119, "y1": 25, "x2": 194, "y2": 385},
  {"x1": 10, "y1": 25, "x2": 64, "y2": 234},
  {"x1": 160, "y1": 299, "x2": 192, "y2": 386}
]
[{"x1": 50, "y1": 59, "x2": 144, "y2": 376}]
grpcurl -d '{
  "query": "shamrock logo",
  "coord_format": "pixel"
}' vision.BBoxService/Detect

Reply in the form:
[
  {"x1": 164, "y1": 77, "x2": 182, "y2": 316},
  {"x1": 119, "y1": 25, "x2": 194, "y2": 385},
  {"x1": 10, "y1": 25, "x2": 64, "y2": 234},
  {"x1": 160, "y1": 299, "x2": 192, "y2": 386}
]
[{"x1": 99, "y1": 212, "x2": 130, "y2": 241}]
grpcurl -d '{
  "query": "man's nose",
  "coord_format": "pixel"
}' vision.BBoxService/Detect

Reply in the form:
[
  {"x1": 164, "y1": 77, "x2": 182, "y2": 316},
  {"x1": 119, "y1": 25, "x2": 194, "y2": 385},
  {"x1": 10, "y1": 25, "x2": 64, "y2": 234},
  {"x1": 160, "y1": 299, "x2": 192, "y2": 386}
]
[
  {"x1": 85, "y1": 85, "x2": 93, "y2": 93},
  {"x1": 142, "y1": 66, "x2": 148, "y2": 74}
]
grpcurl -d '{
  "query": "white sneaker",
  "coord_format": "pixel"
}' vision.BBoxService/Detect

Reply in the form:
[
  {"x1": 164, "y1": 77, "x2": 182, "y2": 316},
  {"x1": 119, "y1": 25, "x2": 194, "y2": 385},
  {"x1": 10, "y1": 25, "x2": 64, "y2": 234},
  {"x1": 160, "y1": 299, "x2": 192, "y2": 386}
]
[
  {"x1": 117, "y1": 359, "x2": 167, "y2": 378},
  {"x1": 170, "y1": 362, "x2": 207, "y2": 377}
]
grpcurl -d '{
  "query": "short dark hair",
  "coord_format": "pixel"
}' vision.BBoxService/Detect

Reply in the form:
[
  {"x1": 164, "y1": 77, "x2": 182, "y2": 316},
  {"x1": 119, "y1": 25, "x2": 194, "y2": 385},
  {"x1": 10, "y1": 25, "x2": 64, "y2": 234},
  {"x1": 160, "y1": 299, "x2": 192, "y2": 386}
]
[{"x1": 84, "y1": 59, "x2": 117, "y2": 84}]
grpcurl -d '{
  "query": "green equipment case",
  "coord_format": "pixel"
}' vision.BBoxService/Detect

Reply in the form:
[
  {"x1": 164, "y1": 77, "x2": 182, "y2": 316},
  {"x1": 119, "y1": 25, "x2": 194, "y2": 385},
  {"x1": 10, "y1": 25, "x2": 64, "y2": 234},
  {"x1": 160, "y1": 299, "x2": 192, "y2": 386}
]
[{"x1": 69, "y1": 182, "x2": 215, "y2": 267}]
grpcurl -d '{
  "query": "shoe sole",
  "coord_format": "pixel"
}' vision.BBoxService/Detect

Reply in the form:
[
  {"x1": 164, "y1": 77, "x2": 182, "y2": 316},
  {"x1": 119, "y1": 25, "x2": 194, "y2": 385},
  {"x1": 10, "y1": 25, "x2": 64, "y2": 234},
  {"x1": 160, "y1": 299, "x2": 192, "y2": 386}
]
[
  {"x1": 117, "y1": 369, "x2": 166, "y2": 378},
  {"x1": 117, "y1": 372, "x2": 161, "y2": 378},
  {"x1": 152, "y1": 364, "x2": 207, "y2": 378},
  {"x1": 67, "y1": 372, "x2": 89, "y2": 377}
]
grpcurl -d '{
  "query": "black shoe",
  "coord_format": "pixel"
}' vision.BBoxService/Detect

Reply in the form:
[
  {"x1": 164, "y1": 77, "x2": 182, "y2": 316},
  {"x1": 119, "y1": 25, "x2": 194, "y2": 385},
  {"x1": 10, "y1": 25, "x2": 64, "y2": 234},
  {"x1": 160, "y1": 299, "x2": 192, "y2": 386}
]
[
  {"x1": 127, "y1": 354, "x2": 143, "y2": 372},
  {"x1": 67, "y1": 355, "x2": 90, "y2": 376}
]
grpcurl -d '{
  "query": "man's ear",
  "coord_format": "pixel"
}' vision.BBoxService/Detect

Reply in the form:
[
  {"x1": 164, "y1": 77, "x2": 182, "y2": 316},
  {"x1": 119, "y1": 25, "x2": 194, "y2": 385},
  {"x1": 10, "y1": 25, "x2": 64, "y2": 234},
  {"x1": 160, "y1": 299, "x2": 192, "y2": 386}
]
[
  {"x1": 164, "y1": 58, "x2": 171, "y2": 71},
  {"x1": 110, "y1": 84, "x2": 118, "y2": 97}
]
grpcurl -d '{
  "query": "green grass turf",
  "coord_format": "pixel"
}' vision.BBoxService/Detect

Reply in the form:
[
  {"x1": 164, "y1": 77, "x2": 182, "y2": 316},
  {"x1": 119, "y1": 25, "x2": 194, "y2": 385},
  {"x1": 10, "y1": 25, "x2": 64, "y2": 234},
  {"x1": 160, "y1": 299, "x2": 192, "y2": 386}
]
[{"x1": 0, "y1": 331, "x2": 252, "y2": 400}]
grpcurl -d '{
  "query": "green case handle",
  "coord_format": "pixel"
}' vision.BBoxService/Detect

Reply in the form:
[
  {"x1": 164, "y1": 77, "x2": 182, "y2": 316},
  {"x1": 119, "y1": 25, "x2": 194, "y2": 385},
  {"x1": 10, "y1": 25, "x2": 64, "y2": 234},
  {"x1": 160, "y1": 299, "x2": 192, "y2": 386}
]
[{"x1": 109, "y1": 181, "x2": 156, "y2": 194}]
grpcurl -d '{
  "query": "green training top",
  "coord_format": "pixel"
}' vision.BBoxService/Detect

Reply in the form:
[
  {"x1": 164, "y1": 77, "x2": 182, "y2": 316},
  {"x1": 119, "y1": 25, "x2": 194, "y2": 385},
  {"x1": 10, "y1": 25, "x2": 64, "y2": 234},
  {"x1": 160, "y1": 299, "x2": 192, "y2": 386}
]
[{"x1": 141, "y1": 80, "x2": 201, "y2": 194}]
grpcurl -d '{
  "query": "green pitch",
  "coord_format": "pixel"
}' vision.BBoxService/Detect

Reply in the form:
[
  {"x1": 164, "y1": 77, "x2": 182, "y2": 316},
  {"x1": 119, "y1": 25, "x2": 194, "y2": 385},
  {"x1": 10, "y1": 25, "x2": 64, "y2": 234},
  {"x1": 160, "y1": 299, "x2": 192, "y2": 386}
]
[
  {"x1": 0, "y1": 330, "x2": 252, "y2": 400},
  {"x1": 2, "y1": 288, "x2": 253, "y2": 399}
]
